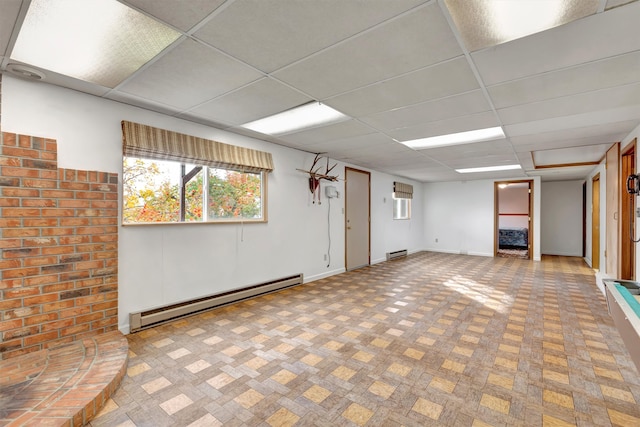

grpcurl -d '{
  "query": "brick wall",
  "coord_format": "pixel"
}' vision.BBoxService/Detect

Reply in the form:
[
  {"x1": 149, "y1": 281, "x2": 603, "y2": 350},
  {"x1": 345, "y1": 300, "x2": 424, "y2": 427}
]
[{"x1": 0, "y1": 131, "x2": 119, "y2": 360}]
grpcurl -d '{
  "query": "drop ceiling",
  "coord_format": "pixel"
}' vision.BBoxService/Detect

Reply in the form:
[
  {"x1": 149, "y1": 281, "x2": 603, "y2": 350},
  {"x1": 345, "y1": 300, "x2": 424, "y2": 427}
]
[{"x1": 1, "y1": 0, "x2": 639, "y2": 183}]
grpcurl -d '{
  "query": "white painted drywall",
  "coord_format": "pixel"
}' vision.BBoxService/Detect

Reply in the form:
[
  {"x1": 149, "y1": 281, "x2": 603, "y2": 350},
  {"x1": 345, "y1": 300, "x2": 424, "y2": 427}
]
[
  {"x1": 2, "y1": 75, "x2": 424, "y2": 333},
  {"x1": 540, "y1": 180, "x2": 584, "y2": 256},
  {"x1": 423, "y1": 178, "x2": 542, "y2": 260}
]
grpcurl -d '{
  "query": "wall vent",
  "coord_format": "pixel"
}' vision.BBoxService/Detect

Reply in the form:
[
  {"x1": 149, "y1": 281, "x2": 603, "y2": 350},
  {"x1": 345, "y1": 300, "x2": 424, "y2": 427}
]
[
  {"x1": 130, "y1": 274, "x2": 303, "y2": 333},
  {"x1": 386, "y1": 249, "x2": 408, "y2": 261}
]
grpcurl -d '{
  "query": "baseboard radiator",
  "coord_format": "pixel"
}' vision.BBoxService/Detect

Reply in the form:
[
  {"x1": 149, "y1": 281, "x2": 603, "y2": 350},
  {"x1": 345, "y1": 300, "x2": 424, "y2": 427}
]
[
  {"x1": 386, "y1": 249, "x2": 408, "y2": 261},
  {"x1": 130, "y1": 274, "x2": 304, "y2": 333}
]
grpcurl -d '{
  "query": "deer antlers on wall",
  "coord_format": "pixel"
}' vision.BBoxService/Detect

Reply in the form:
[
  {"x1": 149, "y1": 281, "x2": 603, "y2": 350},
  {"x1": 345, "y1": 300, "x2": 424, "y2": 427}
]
[{"x1": 297, "y1": 153, "x2": 338, "y2": 203}]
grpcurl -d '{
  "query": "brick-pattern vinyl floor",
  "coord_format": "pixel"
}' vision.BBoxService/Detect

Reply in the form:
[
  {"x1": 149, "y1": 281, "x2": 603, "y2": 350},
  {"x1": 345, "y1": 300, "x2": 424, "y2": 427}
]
[{"x1": 90, "y1": 252, "x2": 640, "y2": 426}]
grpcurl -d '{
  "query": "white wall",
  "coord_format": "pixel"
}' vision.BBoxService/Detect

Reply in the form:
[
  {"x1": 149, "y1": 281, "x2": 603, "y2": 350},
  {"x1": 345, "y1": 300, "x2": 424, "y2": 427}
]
[
  {"x1": 540, "y1": 180, "x2": 584, "y2": 256},
  {"x1": 422, "y1": 178, "x2": 542, "y2": 260},
  {"x1": 2, "y1": 75, "x2": 424, "y2": 333},
  {"x1": 498, "y1": 185, "x2": 529, "y2": 228}
]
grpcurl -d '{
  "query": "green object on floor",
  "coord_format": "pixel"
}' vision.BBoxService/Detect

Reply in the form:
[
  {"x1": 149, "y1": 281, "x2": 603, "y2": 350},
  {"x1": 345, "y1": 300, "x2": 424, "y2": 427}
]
[{"x1": 615, "y1": 283, "x2": 640, "y2": 317}]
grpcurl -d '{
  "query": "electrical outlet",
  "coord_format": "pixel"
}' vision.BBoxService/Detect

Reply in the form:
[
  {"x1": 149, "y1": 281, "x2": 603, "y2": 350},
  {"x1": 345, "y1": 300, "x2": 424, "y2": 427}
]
[
  {"x1": 324, "y1": 254, "x2": 327, "y2": 261},
  {"x1": 435, "y1": 238, "x2": 438, "y2": 243}
]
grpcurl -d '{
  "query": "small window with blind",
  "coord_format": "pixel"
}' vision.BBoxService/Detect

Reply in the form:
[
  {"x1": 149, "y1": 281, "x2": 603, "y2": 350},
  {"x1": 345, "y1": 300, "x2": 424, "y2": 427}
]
[
  {"x1": 393, "y1": 181, "x2": 413, "y2": 220},
  {"x1": 121, "y1": 121, "x2": 273, "y2": 224}
]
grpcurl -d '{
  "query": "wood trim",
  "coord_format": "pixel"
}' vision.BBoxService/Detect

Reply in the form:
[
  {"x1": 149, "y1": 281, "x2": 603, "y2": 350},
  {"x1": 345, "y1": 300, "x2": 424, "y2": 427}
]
[
  {"x1": 534, "y1": 161, "x2": 599, "y2": 169},
  {"x1": 494, "y1": 179, "x2": 534, "y2": 259},
  {"x1": 620, "y1": 139, "x2": 636, "y2": 279},
  {"x1": 592, "y1": 173, "x2": 601, "y2": 270}
]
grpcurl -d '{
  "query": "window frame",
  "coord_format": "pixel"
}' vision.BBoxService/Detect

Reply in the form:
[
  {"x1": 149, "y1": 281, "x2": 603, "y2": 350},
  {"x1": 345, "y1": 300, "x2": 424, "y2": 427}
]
[
  {"x1": 393, "y1": 196, "x2": 411, "y2": 220},
  {"x1": 122, "y1": 156, "x2": 268, "y2": 226}
]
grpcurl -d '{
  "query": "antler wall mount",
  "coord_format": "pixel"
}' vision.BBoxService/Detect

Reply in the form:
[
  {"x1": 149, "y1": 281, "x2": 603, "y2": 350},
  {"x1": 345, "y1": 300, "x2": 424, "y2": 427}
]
[{"x1": 296, "y1": 153, "x2": 339, "y2": 204}]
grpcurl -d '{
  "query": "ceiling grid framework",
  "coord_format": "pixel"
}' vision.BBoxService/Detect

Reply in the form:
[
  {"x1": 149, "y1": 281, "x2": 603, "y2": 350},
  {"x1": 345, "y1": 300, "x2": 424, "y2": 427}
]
[{"x1": 1, "y1": 0, "x2": 639, "y2": 182}]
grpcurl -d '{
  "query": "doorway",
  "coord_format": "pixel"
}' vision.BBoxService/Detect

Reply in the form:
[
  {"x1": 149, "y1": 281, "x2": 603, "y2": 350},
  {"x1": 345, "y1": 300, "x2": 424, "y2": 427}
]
[
  {"x1": 620, "y1": 141, "x2": 636, "y2": 279},
  {"x1": 495, "y1": 180, "x2": 533, "y2": 259},
  {"x1": 592, "y1": 173, "x2": 600, "y2": 270},
  {"x1": 345, "y1": 167, "x2": 370, "y2": 270}
]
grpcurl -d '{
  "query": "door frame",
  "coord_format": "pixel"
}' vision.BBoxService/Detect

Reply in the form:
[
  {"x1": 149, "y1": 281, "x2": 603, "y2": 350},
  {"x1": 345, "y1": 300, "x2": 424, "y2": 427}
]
[
  {"x1": 620, "y1": 140, "x2": 636, "y2": 279},
  {"x1": 592, "y1": 173, "x2": 601, "y2": 270},
  {"x1": 344, "y1": 167, "x2": 371, "y2": 270},
  {"x1": 494, "y1": 179, "x2": 534, "y2": 259}
]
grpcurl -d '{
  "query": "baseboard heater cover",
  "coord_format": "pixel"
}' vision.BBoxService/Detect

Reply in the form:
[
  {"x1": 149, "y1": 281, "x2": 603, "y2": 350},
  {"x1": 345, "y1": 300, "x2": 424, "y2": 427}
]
[
  {"x1": 130, "y1": 274, "x2": 303, "y2": 333},
  {"x1": 386, "y1": 249, "x2": 408, "y2": 261}
]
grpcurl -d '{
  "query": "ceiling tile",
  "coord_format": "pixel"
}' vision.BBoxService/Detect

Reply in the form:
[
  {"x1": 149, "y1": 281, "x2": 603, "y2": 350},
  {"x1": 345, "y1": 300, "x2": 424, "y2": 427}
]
[
  {"x1": 533, "y1": 143, "x2": 610, "y2": 166},
  {"x1": 510, "y1": 121, "x2": 634, "y2": 152},
  {"x1": 0, "y1": 0, "x2": 21, "y2": 56},
  {"x1": 117, "y1": 38, "x2": 263, "y2": 109},
  {"x1": 187, "y1": 78, "x2": 311, "y2": 125},
  {"x1": 472, "y1": 1, "x2": 640, "y2": 86},
  {"x1": 488, "y1": 51, "x2": 640, "y2": 109},
  {"x1": 123, "y1": 0, "x2": 225, "y2": 31},
  {"x1": 606, "y1": 0, "x2": 638, "y2": 9},
  {"x1": 505, "y1": 105, "x2": 640, "y2": 138},
  {"x1": 195, "y1": 0, "x2": 427, "y2": 73},
  {"x1": 421, "y1": 139, "x2": 514, "y2": 159},
  {"x1": 389, "y1": 111, "x2": 499, "y2": 142},
  {"x1": 273, "y1": 3, "x2": 462, "y2": 99},
  {"x1": 360, "y1": 89, "x2": 490, "y2": 131},
  {"x1": 497, "y1": 82, "x2": 640, "y2": 125},
  {"x1": 445, "y1": 0, "x2": 598, "y2": 52},
  {"x1": 277, "y1": 120, "x2": 376, "y2": 146},
  {"x1": 326, "y1": 57, "x2": 479, "y2": 118},
  {"x1": 528, "y1": 165, "x2": 597, "y2": 181}
]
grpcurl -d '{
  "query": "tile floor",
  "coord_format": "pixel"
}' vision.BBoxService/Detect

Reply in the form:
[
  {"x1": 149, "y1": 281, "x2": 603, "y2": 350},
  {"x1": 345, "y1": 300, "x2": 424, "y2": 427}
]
[{"x1": 90, "y1": 252, "x2": 640, "y2": 426}]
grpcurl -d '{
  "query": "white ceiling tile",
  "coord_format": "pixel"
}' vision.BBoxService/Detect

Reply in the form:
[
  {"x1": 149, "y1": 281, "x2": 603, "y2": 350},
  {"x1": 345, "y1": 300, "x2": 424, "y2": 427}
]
[
  {"x1": 188, "y1": 78, "x2": 311, "y2": 125},
  {"x1": 606, "y1": 0, "x2": 638, "y2": 9},
  {"x1": 472, "y1": 1, "x2": 640, "y2": 85},
  {"x1": 421, "y1": 139, "x2": 515, "y2": 161},
  {"x1": 505, "y1": 105, "x2": 640, "y2": 137},
  {"x1": 444, "y1": 0, "x2": 598, "y2": 52},
  {"x1": 117, "y1": 38, "x2": 263, "y2": 109},
  {"x1": 360, "y1": 90, "x2": 490, "y2": 131},
  {"x1": 528, "y1": 165, "x2": 597, "y2": 181},
  {"x1": 325, "y1": 57, "x2": 479, "y2": 118},
  {"x1": 389, "y1": 111, "x2": 499, "y2": 142},
  {"x1": 123, "y1": 0, "x2": 225, "y2": 31},
  {"x1": 306, "y1": 133, "x2": 398, "y2": 155},
  {"x1": 273, "y1": 3, "x2": 462, "y2": 99},
  {"x1": 509, "y1": 121, "x2": 635, "y2": 152},
  {"x1": 488, "y1": 51, "x2": 640, "y2": 109},
  {"x1": 498, "y1": 83, "x2": 640, "y2": 126},
  {"x1": 278, "y1": 120, "x2": 376, "y2": 146},
  {"x1": 195, "y1": 0, "x2": 428, "y2": 73},
  {"x1": 533, "y1": 143, "x2": 610, "y2": 166},
  {"x1": 0, "y1": 0, "x2": 21, "y2": 56}
]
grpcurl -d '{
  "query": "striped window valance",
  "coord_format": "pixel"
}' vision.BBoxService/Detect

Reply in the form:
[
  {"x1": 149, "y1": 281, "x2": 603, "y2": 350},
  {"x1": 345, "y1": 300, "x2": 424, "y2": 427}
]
[
  {"x1": 394, "y1": 181, "x2": 413, "y2": 199},
  {"x1": 121, "y1": 121, "x2": 274, "y2": 173}
]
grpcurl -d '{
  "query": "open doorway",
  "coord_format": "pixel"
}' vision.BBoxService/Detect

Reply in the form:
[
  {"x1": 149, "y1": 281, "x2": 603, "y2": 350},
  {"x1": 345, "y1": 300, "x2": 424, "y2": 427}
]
[{"x1": 495, "y1": 180, "x2": 533, "y2": 259}]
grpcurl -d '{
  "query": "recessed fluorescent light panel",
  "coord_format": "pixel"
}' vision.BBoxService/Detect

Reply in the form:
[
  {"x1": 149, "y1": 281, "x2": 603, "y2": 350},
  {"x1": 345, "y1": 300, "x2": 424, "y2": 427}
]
[
  {"x1": 241, "y1": 102, "x2": 348, "y2": 135},
  {"x1": 444, "y1": 0, "x2": 598, "y2": 51},
  {"x1": 10, "y1": 0, "x2": 181, "y2": 88},
  {"x1": 399, "y1": 126, "x2": 505, "y2": 150},
  {"x1": 456, "y1": 164, "x2": 521, "y2": 174}
]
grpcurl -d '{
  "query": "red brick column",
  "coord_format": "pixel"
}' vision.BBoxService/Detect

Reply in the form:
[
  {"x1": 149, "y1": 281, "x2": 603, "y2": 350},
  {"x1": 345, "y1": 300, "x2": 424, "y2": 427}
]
[{"x1": 0, "y1": 132, "x2": 119, "y2": 360}]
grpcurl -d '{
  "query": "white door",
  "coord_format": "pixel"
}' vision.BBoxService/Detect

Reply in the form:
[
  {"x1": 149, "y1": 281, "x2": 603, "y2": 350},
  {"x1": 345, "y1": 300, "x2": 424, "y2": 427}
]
[{"x1": 345, "y1": 167, "x2": 370, "y2": 270}]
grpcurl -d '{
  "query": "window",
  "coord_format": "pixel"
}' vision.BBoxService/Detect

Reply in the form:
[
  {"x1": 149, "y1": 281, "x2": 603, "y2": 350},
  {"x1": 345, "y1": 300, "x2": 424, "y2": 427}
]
[
  {"x1": 123, "y1": 157, "x2": 265, "y2": 224},
  {"x1": 393, "y1": 197, "x2": 411, "y2": 220},
  {"x1": 121, "y1": 121, "x2": 272, "y2": 225},
  {"x1": 392, "y1": 181, "x2": 413, "y2": 220}
]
